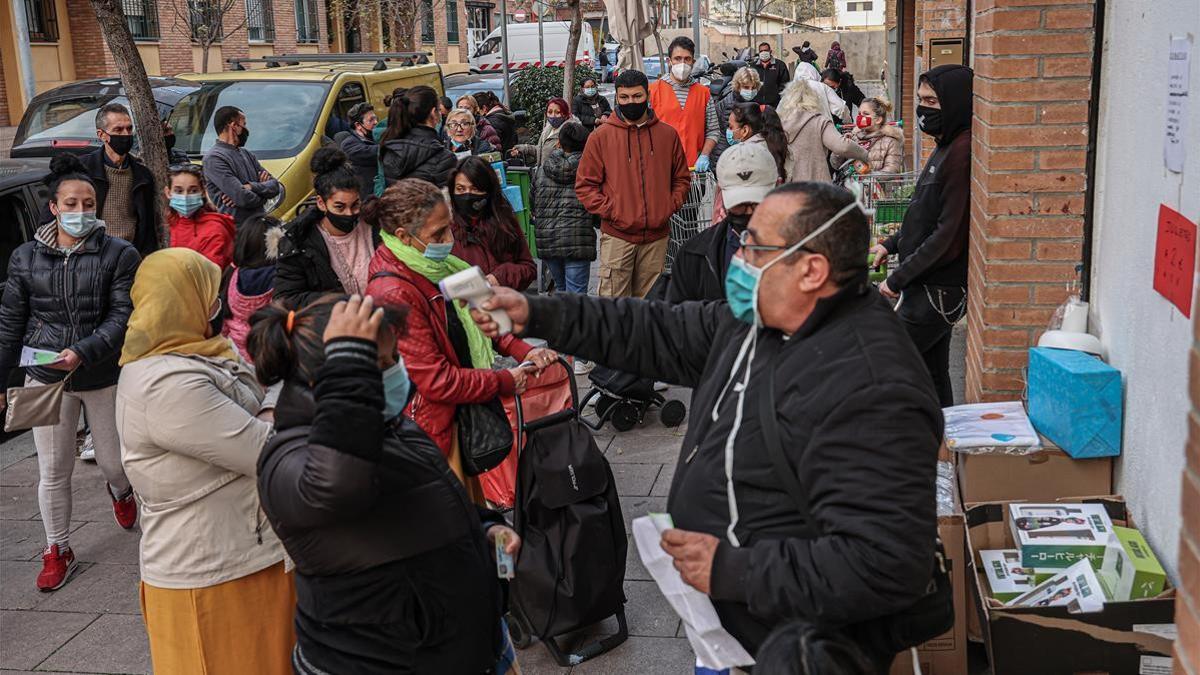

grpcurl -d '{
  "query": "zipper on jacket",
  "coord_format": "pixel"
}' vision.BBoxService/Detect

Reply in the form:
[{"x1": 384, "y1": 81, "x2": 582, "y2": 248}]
[
  {"x1": 255, "y1": 508, "x2": 264, "y2": 545},
  {"x1": 685, "y1": 445, "x2": 700, "y2": 464},
  {"x1": 62, "y1": 253, "x2": 80, "y2": 346}
]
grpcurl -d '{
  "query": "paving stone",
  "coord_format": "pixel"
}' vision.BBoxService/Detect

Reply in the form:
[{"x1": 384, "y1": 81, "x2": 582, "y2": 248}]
[
  {"x1": 513, "y1": 642, "x2": 570, "y2": 675},
  {"x1": 0, "y1": 610, "x2": 96, "y2": 670},
  {"x1": 34, "y1": 563, "x2": 141, "y2": 615},
  {"x1": 650, "y1": 462, "x2": 676, "y2": 497},
  {"x1": 0, "y1": 520, "x2": 50, "y2": 562},
  {"x1": 0, "y1": 485, "x2": 41, "y2": 520},
  {"x1": 620, "y1": 496, "x2": 669, "y2": 534},
  {"x1": 605, "y1": 436, "x2": 682, "y2": 465},
  {"x1": 623, "y1": 580, "x2": 680, "y2": 638},
  {"x1": 67, "y1": 468, "x2": 122, "y2": 523},
  {"x1": 0, "y1": 457, "x2": 39, "y2": 487},
  {"x1": 0, "y1": 561, "x2": 48, "y2": 610},
  {"x1": 37, "y1": 613, "x2": 151, "y2": 674},
  {"x1": 609, "y1": 463, "x2": 661, "y2": 497},
  {"x1": 569, "y1": 635, "x2": 694, "y2": 674},
  {"x1": 65, "y1": 523, "x2": 141, "y2": 564},
  {"x1": 624, "y1": 536, "x2": 652, "y2": 582}
]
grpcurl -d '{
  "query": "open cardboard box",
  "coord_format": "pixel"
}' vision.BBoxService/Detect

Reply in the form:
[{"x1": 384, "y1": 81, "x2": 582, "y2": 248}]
[
  {"x1": 957, "y1": 436, "x2": 1113, "y2": 505},
  {"x1": 965, "y1": 496, "x2": 1175, "y2": 675}
]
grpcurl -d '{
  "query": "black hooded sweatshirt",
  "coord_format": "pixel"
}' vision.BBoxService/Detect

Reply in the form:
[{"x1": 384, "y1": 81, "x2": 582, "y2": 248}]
[{"x1": 883, "y1": 64, "x2": 973, "y2": 291}]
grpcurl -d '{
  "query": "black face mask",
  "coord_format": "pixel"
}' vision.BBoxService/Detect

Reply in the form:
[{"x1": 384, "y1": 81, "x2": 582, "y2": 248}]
[
  {"x1": 452, "y1": 193, "x2": 488, "y2": 218},
  {"x1": 916, "y1": 105, "x2": 943, "y2": 137},
  {"x1": 725, "y1": 212, "x2": 751, "y2": 233},
  {"x1": 236, "y1": 127, "x2": 250, "y2": 147},
  {"x1": 107, "y1": 134, "x2": 134, "y2": 156},
  {"x1": 618, "y1": 101, "x2": 649, "y2": 122},
  {"x1": 324, "y1": 211, "x2": 359, "y2": 233}
]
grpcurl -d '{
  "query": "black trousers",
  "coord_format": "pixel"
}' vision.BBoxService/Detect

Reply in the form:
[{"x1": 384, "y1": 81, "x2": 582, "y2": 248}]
[{"x1": 898, "y1": 285, "x2": 967, "y2": 407}]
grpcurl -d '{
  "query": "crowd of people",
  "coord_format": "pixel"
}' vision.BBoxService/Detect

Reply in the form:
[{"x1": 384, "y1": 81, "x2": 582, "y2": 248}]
[{"x1": 0, "y1": 36, "x2": 975, "y2": 672}]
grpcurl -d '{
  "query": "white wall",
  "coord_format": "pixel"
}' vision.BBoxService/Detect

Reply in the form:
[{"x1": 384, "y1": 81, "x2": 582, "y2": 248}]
[
  {"x1": 836, "y1": 0, "x2": 885, "y2": 29},
  {"x1": 1089, "y1": 2, "x2": 1199, "y2": 580}
]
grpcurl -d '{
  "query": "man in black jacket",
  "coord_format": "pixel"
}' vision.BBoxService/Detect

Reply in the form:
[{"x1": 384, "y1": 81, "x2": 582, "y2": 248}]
[
  {"x1": 871, "y1": 64, "x2": 973, "y2": 406},
  {"x1": 474, "y1": 182, "x2": 943, "y2": 667},
  {"x1": 751, "y1": 42, "x2": 791, "y2": 108},
  {"x1": 339, "y1": 102, "x2": 379, "y2": 198},
  {"x1": 666, "y1": 142, "x2": 778, "y2": 303}
]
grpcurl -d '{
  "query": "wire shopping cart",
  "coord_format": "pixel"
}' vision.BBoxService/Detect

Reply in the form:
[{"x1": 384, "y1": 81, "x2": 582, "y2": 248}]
[
  {"x1": 665, "y1": 171, "x2": 716, "y2": 273},
  {"x1": 847, "y1": 171, "x2": 920, "y2": 280}
]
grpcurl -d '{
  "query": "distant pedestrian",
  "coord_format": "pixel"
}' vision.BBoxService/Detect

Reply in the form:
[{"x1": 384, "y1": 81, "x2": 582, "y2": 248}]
[
  {"x1": 792, "y1": 42, "x2": 821, "y2": 81},
  {"x1": 474, "y1": 91, "x2": 519, "y2": 152},
  {"x1": 437, "y1": 95, "x2": 454, "y2": 142},
  {"x1": 512, "y1": 97, "x2": 578, "y2": 167},
  {"x1": 0, "y1": 154, "x2": 141, "y2": 592},
  {"x1": 166, "y1": 163, "x2": 235, "y2": 269},
  {"x1": 826, "y1": 40, "x2": 847, "y2": 71},
  {"x1": 456, "y1": 95, "x2": 503, "y2": 149},
  {"x1": 713, "y1": 66, "x2": 762, "y2": 164},
  {"x1": 649, "y1": 36, "x2": 720, "y2": 170},
  {"x1": 340, "y1": 102, "x2": 379, "y2": 197},
  {"x1": 751, "y1": 41, "x2": 791, "y2": 107},
  {"x1": 221, "y1": 214, "x2": 284, "y2": 363},
  {"x1": 573, "y1": 77, "x2": 612, "y2": 131},
  {"x1": 380, "y1": 86, "x2": 457, "y2": 188},
  {"x1": 777, "y1": 79, "x2": 866, "y2": 182},
  {"x1": 117, "y1": 248, "x2": 293, "y2": 675},
  {"x1": 533, "y1": 121, "x2": 596, "y2": 295},
  {"x1": 203, "y1": 106, "x2": 282, "y2": 225},
  {"x1": 577, "y1": 69, "x2": 691, "y2": 298},
  {"x1": 820, "y1": 69, "x2": 850, "y2": 123}
]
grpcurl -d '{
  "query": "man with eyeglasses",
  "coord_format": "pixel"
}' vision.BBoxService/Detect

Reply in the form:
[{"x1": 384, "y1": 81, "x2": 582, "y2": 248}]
[
  {"x1": 470, "y1": 181, "x2": 944, "y2": 668},
  {"x1": 340, "y1": 102, "x2": 379, "y2": 197}
]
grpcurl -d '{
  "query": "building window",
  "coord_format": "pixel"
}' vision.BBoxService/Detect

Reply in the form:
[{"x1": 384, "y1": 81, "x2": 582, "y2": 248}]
[
  {"x1": 246, "y1": 0, "x2": 275, "y2": 41},
  {"x1": 122, "y1": 0, "x2": 159, "y2": 39},
  {"x1": 846, "y1": 1, "x2": 873, "y2": 10},
  {"x1": 446, "y1": 0, "x2": 459, "y2": 44},
  {"x1": 421, "y1": 0, "x2": 435, "y2": 44},
  {"x1": 189, "y1": 0, "x2": 222, "y2": 41},
  {"x1": 25, "y1": 0, "x2": 59, "y2": 42},
  {"x1": 296, "y1": 0, "x2": 319, "y2": 43}
]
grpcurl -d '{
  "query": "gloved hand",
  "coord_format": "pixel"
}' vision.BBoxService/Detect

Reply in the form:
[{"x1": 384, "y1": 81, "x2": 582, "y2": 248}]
[{"x1": 694, "y1": 154, "x2": 711, "y2": 173}]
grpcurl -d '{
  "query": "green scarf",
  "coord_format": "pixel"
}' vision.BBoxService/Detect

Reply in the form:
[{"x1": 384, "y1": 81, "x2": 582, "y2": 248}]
[{"x1": 380, "y1": 230, "x2": 497, "y2": 369}]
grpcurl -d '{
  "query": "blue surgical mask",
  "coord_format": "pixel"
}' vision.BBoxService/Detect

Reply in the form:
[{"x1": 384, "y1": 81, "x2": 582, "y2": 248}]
[
  {"x1": 725, "y1": 129, "x2": 740, "y2": 146},
  {"x1": 169, "y1": 194, "x2": 205, "y2": 217},
  {"x1": 739, "y1": 89, "x2": 758, "y2": 101},
  {"x1": 382, "y1": 360, "x2": 411, "y2": 420},
  {"x1": 58, "y1": 210, "x2": 100, "y2": 238},
  {"x1": 723, "y1": 199, "x2": 863, "y2": 326},
  {"x1": 583, "y1": 87, "x2": 598, "y2": 97},
  {"x1": 423, "y1": 239, "x2": 455, "y2": 261}
]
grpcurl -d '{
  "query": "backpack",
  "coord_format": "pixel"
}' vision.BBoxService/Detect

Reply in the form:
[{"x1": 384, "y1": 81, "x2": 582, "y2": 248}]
[{"x1": 841, "y1": 72, "x2": 866, "y2": 108}]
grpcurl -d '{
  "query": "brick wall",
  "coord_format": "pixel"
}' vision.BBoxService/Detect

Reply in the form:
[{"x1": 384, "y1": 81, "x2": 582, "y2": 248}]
[
  {"x1": 964, "y1": 0, "x2": 1094, "y2": 402},
  {"x1": 1180, "y1": 308, "x2": 1200, "y2": 673},
  {"x1": 273, "y1": 0, "x2": 299, "y2": 54},
  {"x1": 221, "y1": 0, "x2": 250, "y2": 64},
  {"x1": 157, "y1": 0, "x2": 194, "y2": 75},
  {"x1": 67, "y1": 0, "x2": 118, "y2": 78},
  {"x1": 317, "y1": 0, "x2": 330, "y2": 53},
  {"x1": 0, "y1": 45, "x2": 9, "y2": 127}
]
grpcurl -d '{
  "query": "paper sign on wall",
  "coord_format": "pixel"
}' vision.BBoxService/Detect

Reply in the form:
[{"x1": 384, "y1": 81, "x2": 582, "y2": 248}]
[
  {"x1": 1164, "y1": 36, "x2": 1191, "y2": 173},
  {"x1": 1153, "y1": 204, "x2": 1197, "y2": 317}
]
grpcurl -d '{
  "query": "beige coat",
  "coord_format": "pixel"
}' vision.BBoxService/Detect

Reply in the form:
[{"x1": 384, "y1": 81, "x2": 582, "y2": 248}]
[
  {"x1": 116, "y1": 353, "x2": 284, "y2": 589},
  {"x1": 836, "y1": 124, "x2": 905, "y2": 174},
  {"x1": 780, "y1": 109, "x2": 868, "y2": 183}
]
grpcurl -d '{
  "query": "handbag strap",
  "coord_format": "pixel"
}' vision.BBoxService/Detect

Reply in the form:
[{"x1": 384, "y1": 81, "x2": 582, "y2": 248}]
[{"x1": 758, "y1": 364, "x2": 815, "y2": 529}]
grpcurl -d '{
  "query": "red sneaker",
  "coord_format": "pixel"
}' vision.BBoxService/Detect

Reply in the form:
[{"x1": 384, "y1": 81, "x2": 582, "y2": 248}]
[
  {"x1": 37, "y1": 544, "x2": 78, "y2": 591},
  {"x1": 110, "y1": 484, "x2": 137, "y2": 530}
]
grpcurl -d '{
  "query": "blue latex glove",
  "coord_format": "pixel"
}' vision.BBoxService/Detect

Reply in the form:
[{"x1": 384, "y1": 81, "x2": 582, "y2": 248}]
[{"x1": 694, "y1": 154, "x2": 711, "y2": 173}]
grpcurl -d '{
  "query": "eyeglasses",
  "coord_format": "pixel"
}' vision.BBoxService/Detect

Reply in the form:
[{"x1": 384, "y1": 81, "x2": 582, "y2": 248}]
[
  {"x1": 447, "y1": 121, "x2": 474, "y2": 131},
  {"x1": 737, "y1": 229, "x2": 812, "y2": 260}
]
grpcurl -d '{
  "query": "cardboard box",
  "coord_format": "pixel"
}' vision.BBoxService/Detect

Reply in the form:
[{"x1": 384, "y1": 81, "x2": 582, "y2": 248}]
[
  {"x1": 966, "y1": 497, "x2": 1175, "y2": 675},
  {"x1": 1008, "y1": 558, "x2": 1107, "y2": 612},
  {"x1": 1008, "y1": 502, "x2": 1115, "y2": 569},
  {"x1": 957, "y1": 441, "x2": 1113, "y2": 505},
  {"x1": 980, "y1": 550, "x2": 1038, "y2": 602},
  {"x1": 1101, "y1": 526, "x2": 1168, "y2": 601},
  {"x1": 1027, "y1": 347, "x2": 1123, "y2": 458}
]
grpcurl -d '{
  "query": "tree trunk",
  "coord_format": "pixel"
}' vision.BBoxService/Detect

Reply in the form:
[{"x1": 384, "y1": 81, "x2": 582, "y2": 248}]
[
  {"x1": 88, "y1": 0, "x2": 170, "y2": 247},
  {"x1": 562, "y1": 0, "x2": 582, "y2": 101},
  {"x1": 201, "y1": 42, "x2": 210, "y2": 73}
]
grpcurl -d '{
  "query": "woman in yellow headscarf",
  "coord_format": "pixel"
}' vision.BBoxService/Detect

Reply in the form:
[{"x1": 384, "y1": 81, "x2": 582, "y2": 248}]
[{"x1": 115, "y1": 248, "x2": 294, "y2": 675}]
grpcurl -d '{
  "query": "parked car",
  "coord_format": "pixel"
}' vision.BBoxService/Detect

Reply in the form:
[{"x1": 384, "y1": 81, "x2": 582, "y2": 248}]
[
  {"x1": 11, "y1": 77, "x2": 199, "y2": 158},
  {"x1": 470, "y1": 22, "x2": 595, "y2": 73},
  {"x1": 444, "y1": 72, "x2": 513, "y2": 107}
]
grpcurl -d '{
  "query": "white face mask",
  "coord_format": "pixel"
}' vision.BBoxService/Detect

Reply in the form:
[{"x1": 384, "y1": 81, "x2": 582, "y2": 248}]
[
  {"x1": 759, "y1": 51, "x2": 771, "y2": 62},
  {"x1": 670, "y1": 62, "x2": 692, "y2": 82}
]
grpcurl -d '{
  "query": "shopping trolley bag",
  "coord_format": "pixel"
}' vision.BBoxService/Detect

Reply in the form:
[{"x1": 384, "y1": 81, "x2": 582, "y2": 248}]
[
  {"x1": 507, "y1": 360, "x2": 628, "y2": 666},
  {"x1": 485, "y1": 365, "x2": 574, "y2": 508}
]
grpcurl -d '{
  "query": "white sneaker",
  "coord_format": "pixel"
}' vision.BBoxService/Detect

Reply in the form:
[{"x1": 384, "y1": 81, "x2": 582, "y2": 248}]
[
  {"x1": 573, "y1": 359, "x2": 596, "y2": 376},
  {"x1": 79, "y1": 434, "x2": 96, "y2": 462}
]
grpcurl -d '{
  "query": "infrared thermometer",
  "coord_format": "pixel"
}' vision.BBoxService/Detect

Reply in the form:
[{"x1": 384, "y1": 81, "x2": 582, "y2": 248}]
[{"x1": 439, "y1": 266, "x2": 513, "y2": 336}]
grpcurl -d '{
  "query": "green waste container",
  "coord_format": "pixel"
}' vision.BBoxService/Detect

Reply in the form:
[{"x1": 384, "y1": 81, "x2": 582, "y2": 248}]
[{"x1": 505, "y1": 166, "x2": 537, "y2": 258}]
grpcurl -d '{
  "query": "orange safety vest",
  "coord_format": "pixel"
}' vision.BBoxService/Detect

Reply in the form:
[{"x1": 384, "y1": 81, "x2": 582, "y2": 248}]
[{"x1": 648, "y1": 79, "x2": 711, "y2": 166}]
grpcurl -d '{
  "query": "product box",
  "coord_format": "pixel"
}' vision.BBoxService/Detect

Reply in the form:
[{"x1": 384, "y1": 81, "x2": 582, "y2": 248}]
[
  {"x1": 1008, "y1": 502, "x2": 1114, "y2": 569},
  {"x1": 979, "y1": 550, "x2": 1038, "y2": 602},
  {"x1": 966, "y1": 497, "x2": 1175, "y2": 675},
  {"x1": 1008, "y1": 558, "x2": 1107, "y2": 612},
  {"x1": 490, "y1": 160, "x2": 506, "y2": 187},
  {"x1": 1027, "y1": 347, "x2": 1123, "y2": 458},
  {"x1": 502, "y1": 184, "x2": 523, "y2": 212},
  {"x1": 1100, "y1": 526, "x2": 1168, "y2": 601},
  {"x1": 956, "y1": 436, "x2": 1113, "y2": 505}
]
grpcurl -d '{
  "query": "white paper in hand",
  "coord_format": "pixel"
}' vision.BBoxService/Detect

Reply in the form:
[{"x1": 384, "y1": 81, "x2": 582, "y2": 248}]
[
  {"x1": 19, "y1": 346, "x2": 64, "y2": 367},
  {"x1": 632, "y1": 514, "x2": 755, "y2": 670}
]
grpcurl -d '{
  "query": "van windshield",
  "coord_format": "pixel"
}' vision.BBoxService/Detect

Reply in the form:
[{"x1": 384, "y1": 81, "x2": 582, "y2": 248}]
[
  {"x1": 168, "y1": 81, "x2": 329, "y2": 160},
  {"x1": 475, "y1": 36, "x2": 501, "y2": 57}
]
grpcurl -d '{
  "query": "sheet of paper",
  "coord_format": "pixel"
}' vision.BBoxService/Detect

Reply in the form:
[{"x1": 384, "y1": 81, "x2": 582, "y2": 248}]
[
  {"x1": 19, "y1": 346, "x2": 64, "y2": 367},
  {"x1": 1164, "y1": 36, "x2": 1191, "y2": 173},
  {"x1": 632, "y1": 514, "x2": 755, "y2": 670},
  {"x1": 1152, "y1": 204, "x2": 1197, "y2": 317}
]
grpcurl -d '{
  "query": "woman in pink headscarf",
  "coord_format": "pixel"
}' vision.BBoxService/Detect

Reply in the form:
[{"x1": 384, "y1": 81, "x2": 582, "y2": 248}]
[{"x1": 511, "y1": 97, "x2": 579, "y2": 167}]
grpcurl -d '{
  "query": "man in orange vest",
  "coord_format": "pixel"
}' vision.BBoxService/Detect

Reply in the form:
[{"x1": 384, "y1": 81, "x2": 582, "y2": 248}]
[{"x1": 648, "y1": 36, "x2": 720, "y2": 172}]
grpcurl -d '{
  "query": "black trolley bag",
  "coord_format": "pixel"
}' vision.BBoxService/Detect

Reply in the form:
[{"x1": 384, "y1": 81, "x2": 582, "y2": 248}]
[{"x1": 506, "y1": 360, "x2": 629, "y2": 666}]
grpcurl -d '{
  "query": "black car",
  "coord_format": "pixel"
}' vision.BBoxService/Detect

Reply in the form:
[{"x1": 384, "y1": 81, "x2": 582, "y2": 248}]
[{"x1": 11, "y1": 77, "x2": 199, "y2": 158}]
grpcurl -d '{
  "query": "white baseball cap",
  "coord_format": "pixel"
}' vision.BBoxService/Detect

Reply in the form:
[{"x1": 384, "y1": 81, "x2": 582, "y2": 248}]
[{"x1": 716, "y1": 142, "x2": 778, "y2": 208}]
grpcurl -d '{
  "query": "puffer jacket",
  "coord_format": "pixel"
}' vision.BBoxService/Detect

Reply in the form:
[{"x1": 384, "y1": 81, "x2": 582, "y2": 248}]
[
  {"x1": 834, "y1": 124, "x2": 905, "y2": 174},
  {"x1": 275, "y1": 208, "x2": 381, "y2": 309},
  {"x1": 169, "y1": 209, "x2": 236, "y2": 269},
  {"x1": 365, "y1": 246, "x2": 532, "y2": 456},
  {"x1": 257, "y1": 346, "x2": 504, "y2": 673},
  {"x1": 0, "y1": 223, "x2": 140, "y2": 391},
  {"x1": 380, "y1": 126, "x2": 457, "y2": 188},
  {"x1": 532, "y1": 149, "x2": 596, "y2": 261},
  {"x1": 484, "y1": 108, "x2": 519, "y2": 152}
]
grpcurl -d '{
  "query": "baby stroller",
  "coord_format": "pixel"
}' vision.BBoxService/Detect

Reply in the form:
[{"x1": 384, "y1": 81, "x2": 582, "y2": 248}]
[{"x1": 506, "y1": 360, "x2": 629, "y2": 666}]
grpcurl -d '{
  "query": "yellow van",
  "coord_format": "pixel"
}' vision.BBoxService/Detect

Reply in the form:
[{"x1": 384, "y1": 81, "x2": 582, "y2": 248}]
[{"x1": 168, "y1": 55, "x2": 468, "y2": 220}]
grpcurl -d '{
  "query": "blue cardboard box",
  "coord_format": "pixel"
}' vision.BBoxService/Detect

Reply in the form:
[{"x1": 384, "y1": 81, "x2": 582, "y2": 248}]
[
  {"x1": 491, "y1": 161, "x2": 507, "y2": 188},
  {"x1": 1027, "y1": 347, "x2": 1122, "y2": 458},
  {"x1": 502, "y1": 184, "x2": 523, "y2": 212}
]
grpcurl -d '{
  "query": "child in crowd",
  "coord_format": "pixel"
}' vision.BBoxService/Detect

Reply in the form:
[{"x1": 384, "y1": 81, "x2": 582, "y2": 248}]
[
  {"x1": 221, "y1": 214, "x2": 284, "y2": 363},
  {"x1": 165, "y1": 163, "x2": 235, "y2": 269}
]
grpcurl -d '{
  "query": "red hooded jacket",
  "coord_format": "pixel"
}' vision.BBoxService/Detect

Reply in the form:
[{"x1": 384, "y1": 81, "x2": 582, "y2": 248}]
[
  {"x1": 169, "y1": 209, "x2": 236, "y2": 269},
  {"x1": 366, "y1": 245, "x2": 532, "y2": 456}
]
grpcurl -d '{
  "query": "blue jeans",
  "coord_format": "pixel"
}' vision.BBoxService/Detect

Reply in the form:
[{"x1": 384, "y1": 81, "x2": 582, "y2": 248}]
[{"x1": 544, "y1": 259, "x2": 591, "y2": 294}]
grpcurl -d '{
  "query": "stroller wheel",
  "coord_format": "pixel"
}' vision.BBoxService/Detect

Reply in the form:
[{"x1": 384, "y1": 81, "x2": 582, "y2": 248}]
[
  {"x1": 595, "y1": 394, "x2": 619, "y2": 420},
  {"x1": 611, "y1": 401, "x2": 640, "y2": 432},
  {"x1": 506, "y1": 613, "x2": 533, "y2": 650},
  {"x1": 660, "y1": 400, "x2": 687, "y2": 428}
]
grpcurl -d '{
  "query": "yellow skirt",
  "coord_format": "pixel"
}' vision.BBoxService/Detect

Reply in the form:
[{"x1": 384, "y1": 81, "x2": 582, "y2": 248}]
[{"x1": 139, "y1": 561, "x2": 296, "y2": 675}]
